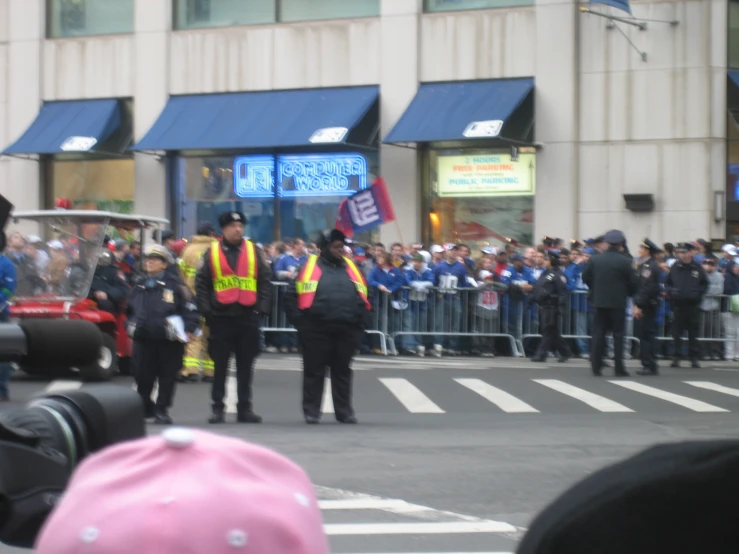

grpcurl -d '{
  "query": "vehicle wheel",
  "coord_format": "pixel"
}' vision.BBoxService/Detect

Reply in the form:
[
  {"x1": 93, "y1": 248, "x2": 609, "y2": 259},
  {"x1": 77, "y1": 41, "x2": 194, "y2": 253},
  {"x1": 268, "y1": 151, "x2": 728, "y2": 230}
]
[{"x1": 78, "y1": 334, "x2": 118, "y2": 382}]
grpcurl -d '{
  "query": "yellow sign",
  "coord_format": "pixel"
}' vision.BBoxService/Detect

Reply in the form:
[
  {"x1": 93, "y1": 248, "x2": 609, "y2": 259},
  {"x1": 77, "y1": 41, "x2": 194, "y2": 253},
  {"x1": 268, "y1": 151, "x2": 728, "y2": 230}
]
[{"x1": 437, "y1": 153, "x2": 536, "y2": 198}]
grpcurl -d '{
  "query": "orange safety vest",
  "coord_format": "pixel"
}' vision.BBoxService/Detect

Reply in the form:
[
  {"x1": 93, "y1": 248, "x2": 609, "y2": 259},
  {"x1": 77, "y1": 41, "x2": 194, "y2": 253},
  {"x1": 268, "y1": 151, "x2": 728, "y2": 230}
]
[
  {"x1": 210, "y1": 239, "x2": 258, "y2": 306},
  {"x1": 296, "y1": 255, "x2": 371, "y2": 311}
]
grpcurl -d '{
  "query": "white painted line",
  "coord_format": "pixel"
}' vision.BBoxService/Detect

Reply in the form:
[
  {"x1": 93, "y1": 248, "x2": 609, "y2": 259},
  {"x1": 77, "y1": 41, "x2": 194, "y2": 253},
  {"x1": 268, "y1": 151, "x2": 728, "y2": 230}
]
[
  {"x1": 225, "y1": 376, "x2": 238, "y2": 413},
  {"x1": 334, "y1": 552, "x2": 514, "y2": 554},
  {"x1": 319, "y1": 499, "x2": 416, "y2": 510},
  {"x1": 324, "y1": 521, "x2": 516, "y2": 535},
  {"x1": 685, "y1": 381, "x2": 739, "y2": 398},
  {"x1": 455, "y1": 378, "x2": 539, "y2": 413},
  {"x1": 610, "y1": 381, "x2": 730, "y2": 412},
  {"x1": 44, "y1": 380, "x2": 83, "y2": 393},
  {"x1": 534, "y1": 379, "x2": 633, "y2": 412},
  {"x1": 379, "y1": 378, "x2": 445, "y2": 413},
  {"x1": 322, "y1": 378, "x2": 335, "y2": 414}
]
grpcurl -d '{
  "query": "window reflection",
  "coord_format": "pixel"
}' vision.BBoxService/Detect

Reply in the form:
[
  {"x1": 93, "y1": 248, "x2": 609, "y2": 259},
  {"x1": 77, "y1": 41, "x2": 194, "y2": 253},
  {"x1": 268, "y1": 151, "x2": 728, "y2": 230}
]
[
  {"x1": 424, "y1": 0, "x2": 533, "y2": 12},
  {"x1": 48, "y1": 0, "x2": 134, "y2": 38}
]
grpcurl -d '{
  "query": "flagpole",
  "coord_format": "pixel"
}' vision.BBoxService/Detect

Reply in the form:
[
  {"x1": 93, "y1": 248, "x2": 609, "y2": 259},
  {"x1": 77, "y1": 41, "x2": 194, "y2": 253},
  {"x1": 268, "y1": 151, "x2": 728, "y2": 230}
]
[{"x1": 394, "y1": 219, "x2": 405, "y2": 247}]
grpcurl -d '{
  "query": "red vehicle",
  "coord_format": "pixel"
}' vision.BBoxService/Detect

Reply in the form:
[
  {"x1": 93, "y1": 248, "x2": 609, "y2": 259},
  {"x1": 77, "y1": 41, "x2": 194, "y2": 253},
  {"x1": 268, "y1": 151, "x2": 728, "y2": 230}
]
[{"x1": 8, "y1": 210, "x2": 169, "y2": 381}]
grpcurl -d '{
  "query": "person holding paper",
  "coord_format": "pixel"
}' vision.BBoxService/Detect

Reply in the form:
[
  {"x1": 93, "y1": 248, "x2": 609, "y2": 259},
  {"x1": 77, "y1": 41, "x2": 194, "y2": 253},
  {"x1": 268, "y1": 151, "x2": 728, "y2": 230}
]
[{"x1": 126, "y1": 244, "x2": 200, "y2": 425}]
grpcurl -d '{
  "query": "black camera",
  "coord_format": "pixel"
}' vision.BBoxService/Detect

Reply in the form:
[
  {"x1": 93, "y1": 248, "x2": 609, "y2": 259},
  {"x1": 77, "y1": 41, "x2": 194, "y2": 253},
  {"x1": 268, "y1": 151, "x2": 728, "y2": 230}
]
[{"x1": 0, "y1": 384, "x2": 146, "y2": 548}]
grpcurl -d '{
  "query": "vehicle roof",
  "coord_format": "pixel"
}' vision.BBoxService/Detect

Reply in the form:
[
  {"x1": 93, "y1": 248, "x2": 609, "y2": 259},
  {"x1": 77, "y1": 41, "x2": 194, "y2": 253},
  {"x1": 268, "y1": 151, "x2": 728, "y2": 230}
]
[{"x1": 11, "y1": 210, "x2": 170, "y2": 228}]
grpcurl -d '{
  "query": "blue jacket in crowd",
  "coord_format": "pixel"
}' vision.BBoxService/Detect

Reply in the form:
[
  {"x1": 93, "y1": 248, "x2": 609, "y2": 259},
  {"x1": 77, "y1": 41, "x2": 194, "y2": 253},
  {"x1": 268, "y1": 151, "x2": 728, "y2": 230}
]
[
  {"x1": 0, "y1": 255, "x2": 16, "y2": 312},
  {"x1": 432, "y1": 260, "x2": 471, "y2": 293},
  {"x1": 369, "y1": 265, "x2": 405, "y2": 304},
  {"x1": 403, "y1": 267, "x2": 434, "y2": 304}
]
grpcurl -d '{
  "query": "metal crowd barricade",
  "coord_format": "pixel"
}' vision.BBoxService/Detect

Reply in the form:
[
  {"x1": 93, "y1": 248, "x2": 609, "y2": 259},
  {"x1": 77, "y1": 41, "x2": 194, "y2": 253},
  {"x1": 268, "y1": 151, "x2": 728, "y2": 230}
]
[
  {"x1": 387, "y1": 286, "x2": 521, "y2": 357},
  {"x1": 260, "y1": 284, "x2": 739, "y2": 359},
  {"x1": 262, "y1": 282, "x2": 391, "y2": 356}
]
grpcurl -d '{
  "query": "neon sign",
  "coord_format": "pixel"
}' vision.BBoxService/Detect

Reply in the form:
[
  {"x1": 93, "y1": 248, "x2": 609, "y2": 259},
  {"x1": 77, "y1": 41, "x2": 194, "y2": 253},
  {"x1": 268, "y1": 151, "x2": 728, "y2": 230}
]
[{"x1": 233, "y1": 153, "x2": 368, "y2": 199}]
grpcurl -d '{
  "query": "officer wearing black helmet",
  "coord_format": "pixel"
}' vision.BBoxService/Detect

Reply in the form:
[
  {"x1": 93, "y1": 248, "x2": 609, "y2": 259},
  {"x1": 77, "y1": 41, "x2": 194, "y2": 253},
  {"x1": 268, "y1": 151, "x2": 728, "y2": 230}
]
[
  {"x1": 530, "y1": 251, "x2": 571, "y2": 363},
  {"x1": 632, "y1": 239, "x2": 663, "y2": 375},
  {"x1": 284, "y1": 229, "x2": 372, "y2": 425},
  {"x1": 665, "y1": 242, "x2": 708, "y2": 368},
  {"x1": 582, "y1": 229, "x2": 639, "y2": 377}
]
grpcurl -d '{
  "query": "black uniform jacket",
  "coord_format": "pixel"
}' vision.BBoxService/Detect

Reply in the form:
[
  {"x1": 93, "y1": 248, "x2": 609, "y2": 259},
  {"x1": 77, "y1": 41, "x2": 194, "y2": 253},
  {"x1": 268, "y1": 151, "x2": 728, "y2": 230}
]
[
  {"x1": 89, "y1": 265, "x2": 131, "y2": 311},
  {"x1": 284, "y1": 254, "x2": 371, "y2": 329},
  {"x1": 634, "y1": 257, "x2": 662, "y2": 309},
  {"x1": 195, "y1": 239, "x2": 272, "y2": 319},
  {"x1": 665, "y1": 260, "x2": 708, "y2": 305},
  {"x1": 127, "y1": 272, "x2": 200, "y2": 341},
  {"x1": 582, "y1": 248, "x2": 639, "y2": 309},
  {"x1": 532, "y1": 268, "x2": 568, "y2": 309}
]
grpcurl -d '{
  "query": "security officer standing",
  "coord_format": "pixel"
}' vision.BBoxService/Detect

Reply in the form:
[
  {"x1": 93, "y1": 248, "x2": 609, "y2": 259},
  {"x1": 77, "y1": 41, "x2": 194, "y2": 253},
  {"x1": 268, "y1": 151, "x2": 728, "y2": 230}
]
[
  {"x1": 126, "y1": 244, "x2": 200, "y2": 425},
  {"x1": 285, "y1": 229, "x2": 372, "y2": 425},
  {"x1": 178, "y1": 221, "x2": 217, "y2": 383},
  {"x1": 632, "y1": 239, "x2": 663, "y2": 375},
  {"x1": 582, "y1": 230, "x2": 639, "y2": 377},
  {"x1": 89, "y1": 249, "x2": 130, "y2": 315},
  {"x1": 530, "y1": 251, "x2": 571, "y2": 363},
  {"x1": 195, "y1": 211, "x2": 271, "y2": 424},
  {"x1": 665, "y1": 242, "x2": 708, "y2": 368}
]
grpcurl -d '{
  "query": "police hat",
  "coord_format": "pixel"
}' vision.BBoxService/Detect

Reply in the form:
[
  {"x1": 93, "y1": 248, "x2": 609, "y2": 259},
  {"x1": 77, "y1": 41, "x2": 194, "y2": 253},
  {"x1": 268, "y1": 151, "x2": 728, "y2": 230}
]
[
  {"x1": 640, "y1": 238, "x2": 662, "y2": 253},
  {"x1": 542, "y1": 236, "x2": 554, "y2": 247},
  {"x1": 548, "y1": 251, "x2": 561, "y2": 267},
  {"x1": 143, "y1": 244, "x2": 171, "y2": 264},
  {"x1": 505, "y1": 237, "x2": 520, "y2": 247},
  {"x1": 218, "y1": 211, "x2": 247, "y2": 228},
  {"x1": 603, "y1": 229, "x2": 626, "y2": 244},
  {"x1": 675, "y1": 242, "x2": 694, "y2": 252},
  {"x1": 197, "y1": 221, "x2": 216, "y2": 235},
  {"x1": 571, "y1": 239, "x2": 583, "y2": 249}
]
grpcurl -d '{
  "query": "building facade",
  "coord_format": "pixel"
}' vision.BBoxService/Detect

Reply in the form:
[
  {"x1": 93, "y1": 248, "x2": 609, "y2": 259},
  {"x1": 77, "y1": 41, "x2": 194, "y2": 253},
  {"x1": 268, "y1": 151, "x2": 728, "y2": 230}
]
[{"x1": 0, "y1": 0, "x2": 731, "y2": 248}]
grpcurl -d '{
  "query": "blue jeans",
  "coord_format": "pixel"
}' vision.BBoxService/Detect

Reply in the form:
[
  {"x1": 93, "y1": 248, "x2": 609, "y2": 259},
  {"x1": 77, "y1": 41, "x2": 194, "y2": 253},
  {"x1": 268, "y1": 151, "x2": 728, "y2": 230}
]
[{"x1": 0, "y1": 311, "x2": 11, "y2": 398}]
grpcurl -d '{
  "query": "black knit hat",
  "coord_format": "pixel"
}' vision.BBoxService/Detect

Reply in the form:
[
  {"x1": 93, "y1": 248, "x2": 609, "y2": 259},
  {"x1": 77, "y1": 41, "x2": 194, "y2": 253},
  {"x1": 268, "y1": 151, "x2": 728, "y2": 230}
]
[
  {"x1": 517, "y1": 439, "x2": 739, "y2": 554},
  {"x1": 218, "y1": 211, "x2": 247, "y2": 228},
  {"x1": 316, "y1": 229, "x2": 347, "y2": 249}
]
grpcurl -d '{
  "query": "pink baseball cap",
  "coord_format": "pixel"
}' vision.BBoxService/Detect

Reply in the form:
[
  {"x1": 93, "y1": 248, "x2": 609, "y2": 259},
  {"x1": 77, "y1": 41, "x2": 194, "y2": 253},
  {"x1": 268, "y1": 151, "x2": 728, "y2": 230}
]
[{"x1": 35, "y1": 428, "x2": 329, "y2": 554}]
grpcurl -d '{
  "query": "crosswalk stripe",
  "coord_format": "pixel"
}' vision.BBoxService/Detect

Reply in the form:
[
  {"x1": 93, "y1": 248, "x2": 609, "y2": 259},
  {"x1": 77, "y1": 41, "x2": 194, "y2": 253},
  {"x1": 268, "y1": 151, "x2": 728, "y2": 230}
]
[
  {"x1": 684, "y1": 381, "x2": 739, "y2": 398},
  {"x1": 44, "y1": 380, "x2": 83, "y2": 393},
  {"x1": 322, "y1": 379, "x2": 335, "y2": 414},
  {"x1": 225, "y1": 376, "x2": 238, "y2": 413},
  {"x1": 533, "y1": 379, "x2": 633, "y2": 412},
  {"x1": 455, "y1": 378, "x2": 539, "y2": 413},
  {"x1": 379, "y1": 378, "x2": 445, "y2": 413},
  {"x1": 610, "y1": 381, "x2": 729, "y2": 412},
  {"x1": 324, "y1": 521, "x2": 516, "y2": 535}
]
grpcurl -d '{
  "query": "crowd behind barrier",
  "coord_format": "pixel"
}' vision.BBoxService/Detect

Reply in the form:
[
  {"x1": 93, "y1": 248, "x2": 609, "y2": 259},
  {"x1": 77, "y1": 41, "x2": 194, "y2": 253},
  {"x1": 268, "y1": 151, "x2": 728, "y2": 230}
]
[{"x1": 262, "y1": 284, "x2": 739, "y2": 360}]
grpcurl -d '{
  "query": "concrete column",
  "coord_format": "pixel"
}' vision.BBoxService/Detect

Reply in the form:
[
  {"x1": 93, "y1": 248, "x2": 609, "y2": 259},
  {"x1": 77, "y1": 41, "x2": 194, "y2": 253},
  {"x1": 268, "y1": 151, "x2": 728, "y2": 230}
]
[
  {"x1": 534, "y1": 0, "x2": 578, "y2": 242},
  {"x1": 4, "y1": 0, "x2": 44, "y2": 212},
  {"x1": 379, "y1": 0, "x2": 421, "y2": 245},
  {"x1": 133, "y1": 0, "x2": 170, "y2": 220}
]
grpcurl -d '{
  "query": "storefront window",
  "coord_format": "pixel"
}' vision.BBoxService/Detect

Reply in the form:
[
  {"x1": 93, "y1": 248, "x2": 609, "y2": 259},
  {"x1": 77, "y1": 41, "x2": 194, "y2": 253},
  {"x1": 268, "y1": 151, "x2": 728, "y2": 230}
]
[
  {"x1": 426, "y1": 149, "x2": 535, "y2": 247},
  {"x1": 424, "y1": 0, "x2": 533, "y2": 12},
  {"x1": 47, "y1": 0, "x2": 134, "y2": 38},
  {"x1": 280, "y1": 0, "x2": 379, "y2": 22},
  {"x1": 50, "y1": 159, "x2": 135, "y2": 213},
  {"x1": 177, "y1": 151, "x2": 379, "y2": 245},
  {"x1": 174, "y1": 0, "x2": 276, "y2": 30}
]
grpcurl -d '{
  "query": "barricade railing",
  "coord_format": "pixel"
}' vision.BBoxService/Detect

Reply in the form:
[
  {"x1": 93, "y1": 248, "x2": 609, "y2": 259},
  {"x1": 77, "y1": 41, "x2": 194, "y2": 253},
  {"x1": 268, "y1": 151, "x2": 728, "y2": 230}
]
[{"x1": 260, "y1": 283, "x2": 739, "y2": 359}]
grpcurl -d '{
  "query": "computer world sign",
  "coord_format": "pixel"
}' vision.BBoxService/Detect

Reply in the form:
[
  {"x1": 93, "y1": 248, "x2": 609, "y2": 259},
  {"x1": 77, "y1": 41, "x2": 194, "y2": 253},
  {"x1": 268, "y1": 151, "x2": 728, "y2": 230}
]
[{"x1": 234, "y1": 153, "x2": 368, "y2": 199}]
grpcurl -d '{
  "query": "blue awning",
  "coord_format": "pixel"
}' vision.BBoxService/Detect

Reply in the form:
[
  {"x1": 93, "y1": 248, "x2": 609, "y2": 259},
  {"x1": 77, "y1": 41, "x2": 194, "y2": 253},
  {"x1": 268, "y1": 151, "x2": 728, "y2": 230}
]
[
  {"x1": 729, "y1": 71, "x2": 739, "y2": 89},
  {"x1": 2, "y1": 99, "x2": 122, "y2": 155},
  {"x1": 132, "y1": 86, "x2": 379, "y2": 151},
  {"x1": 589, "y1": 0, "x2": 631, "y2": 14},
  {"x1": 383, "y1": 78, "x2": 534, "y2": 144}
]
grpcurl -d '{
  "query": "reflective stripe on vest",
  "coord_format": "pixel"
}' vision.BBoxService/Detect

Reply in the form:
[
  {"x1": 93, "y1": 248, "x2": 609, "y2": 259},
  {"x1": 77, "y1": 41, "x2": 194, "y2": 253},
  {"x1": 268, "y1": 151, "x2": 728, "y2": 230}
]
[
  {"x1": 296, "y1": 255, "x2": 371, "y2": 311},
  {"x1": 210, "y1": 239, "x2": 258, "y2": 306}
]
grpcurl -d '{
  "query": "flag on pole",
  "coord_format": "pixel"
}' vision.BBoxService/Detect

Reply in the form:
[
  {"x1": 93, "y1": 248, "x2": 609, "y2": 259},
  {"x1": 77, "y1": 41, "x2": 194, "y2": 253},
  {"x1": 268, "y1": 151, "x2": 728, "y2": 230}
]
[
  {"x1": 335, "y1": 177, "x2": 396, "y2": 238},
  {"x1": 589, "y1": 0, "x2": 631, "y2": 14}
]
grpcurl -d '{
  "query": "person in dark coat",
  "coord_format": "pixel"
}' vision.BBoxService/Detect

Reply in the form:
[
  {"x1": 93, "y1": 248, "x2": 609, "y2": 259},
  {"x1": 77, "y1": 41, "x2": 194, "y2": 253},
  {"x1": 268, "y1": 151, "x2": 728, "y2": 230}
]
[
  {"x1": 195, "y1": 211, "x2": 271, "y2": 425},
  {"x1": 632, "y1": 238, "x2": 663, "y2": 376},
  {"x1": 89, "y1": 249, "x2": 131, "y2": 314},
  {"x1": 126, "y1": 244, "x2": 200, "y2": 425},
  {"x1": 284, "y1": 229, "x2": 372, "y2": 425},
  {"x1": 664, "y1": 242, "x2": 708, "y2": 368},
  {"x1": 582, "y1": 230, "x2": 639, "y2": 377},
  {"x1": 530, "y1": 251, "x2": 571, "y2": 363}
]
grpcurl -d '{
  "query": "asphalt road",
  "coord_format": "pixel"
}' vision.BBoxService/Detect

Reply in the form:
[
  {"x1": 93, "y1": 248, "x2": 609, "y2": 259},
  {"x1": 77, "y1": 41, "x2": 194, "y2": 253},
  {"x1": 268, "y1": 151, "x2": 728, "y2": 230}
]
[{"x1": 3, "y1": 354, "x2": 739, "y2": 553}]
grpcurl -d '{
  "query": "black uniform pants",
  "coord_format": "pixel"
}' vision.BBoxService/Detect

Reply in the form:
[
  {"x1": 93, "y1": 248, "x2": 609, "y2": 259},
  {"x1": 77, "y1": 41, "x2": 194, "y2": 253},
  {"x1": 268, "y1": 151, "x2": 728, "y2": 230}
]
[
  {"x1": 634, "y1": 307, "x2": 657, "y2": 371},
  {"x1": 208, "y1": 316, "x2": 261, "y2": 414},
  {"x1": 298, "y1": 321, "x2": 364, "y2": 419},
  {"x1": 535, "y1": 306, "x2": 571, "y2": 359},
  {"x1": 591, "y1": 307, "x2": 626, "y2": 373},
  {"x1": 134, "y1": 340, "x2": 184, "y2": 414},
  {"x1": 672, "y1": 303, "x2": 700, "y2": 361}
]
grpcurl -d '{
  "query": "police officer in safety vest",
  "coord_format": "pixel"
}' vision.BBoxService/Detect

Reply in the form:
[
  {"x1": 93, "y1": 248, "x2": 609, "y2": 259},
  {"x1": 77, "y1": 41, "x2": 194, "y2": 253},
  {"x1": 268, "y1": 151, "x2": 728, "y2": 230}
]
[
  {"x1": 285, "y1": 229, "x2": 372, "y2": 425},
  {"x1": 195, "y1": 211, "x2": 271, "y2": 424}
]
